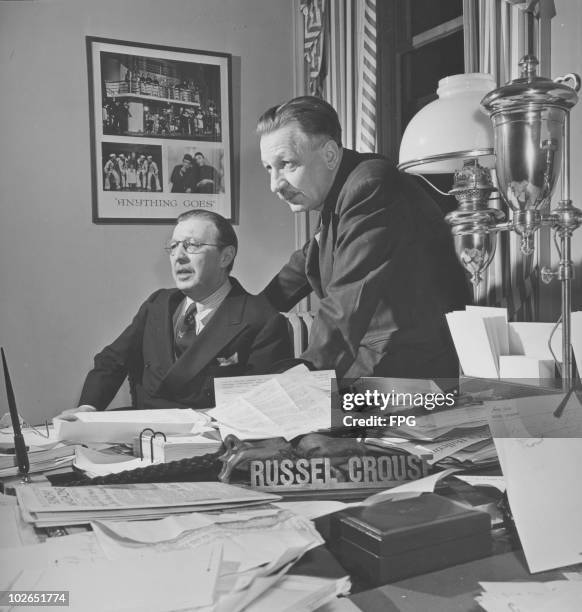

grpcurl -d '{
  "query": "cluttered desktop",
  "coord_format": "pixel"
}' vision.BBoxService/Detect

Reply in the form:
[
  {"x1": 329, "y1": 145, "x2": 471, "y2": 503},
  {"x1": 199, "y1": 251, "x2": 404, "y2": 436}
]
[{"x1": 1, "y1": 337, "x2": 582, "y2": 612}]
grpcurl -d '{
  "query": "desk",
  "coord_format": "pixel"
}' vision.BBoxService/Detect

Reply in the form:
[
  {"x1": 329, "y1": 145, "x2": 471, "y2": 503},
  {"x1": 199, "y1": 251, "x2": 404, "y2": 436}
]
[
  {"x1": 3, "y1": 376, "x2": 579, "y2": 610},
  {"x1": 350, "y1": 550, "x2": 579, "y2": 612}
]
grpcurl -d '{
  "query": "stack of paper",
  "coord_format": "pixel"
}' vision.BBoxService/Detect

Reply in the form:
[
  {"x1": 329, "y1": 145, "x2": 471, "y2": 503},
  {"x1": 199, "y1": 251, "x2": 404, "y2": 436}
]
[
  {"x1": 133, "y1": 431, "x2": 222, "y2": 463},
  {"x1": 0, "y1": 424, "x2": 79, "y2": 477},
  {"x1": 446, "y1": 306, "x2": 568, "y2": 380},
  {"x1": 3, "y1": 493, "x2": 349, "y2": 612},
  {"x1": 89, "y1": 506, "x2": 344, "y2": 612},
  {"x1": 16, "y1": 482, "x2": 280, "y2": 528},
  {"x1": 365, "y1": 404, "x2": 498, "y2": 469},
  {"x1": 208, "y1": 368, "x2": 332, "y2": 441},
  {"x1": 0, "y1": 442, "x2": 78, "y2": 478},
  {"x1": 53, "y1": 408, "x2": 210, "y2": 444}
]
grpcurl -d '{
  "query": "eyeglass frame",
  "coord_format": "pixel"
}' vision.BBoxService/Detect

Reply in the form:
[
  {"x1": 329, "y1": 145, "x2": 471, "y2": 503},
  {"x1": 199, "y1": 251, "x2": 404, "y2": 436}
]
[{"x1": 164, "y1": 238, "x2": 226, "y2": 255}]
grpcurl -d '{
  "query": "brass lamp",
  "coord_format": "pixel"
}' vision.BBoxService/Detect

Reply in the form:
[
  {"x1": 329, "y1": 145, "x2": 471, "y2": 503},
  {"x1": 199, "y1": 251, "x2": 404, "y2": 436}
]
[
  {"x1": 481, "y1": 55, "x2": 580, "y2": 387},
  {"x1": 399, "y1": 56, "x2": 581, "y2": 387}
]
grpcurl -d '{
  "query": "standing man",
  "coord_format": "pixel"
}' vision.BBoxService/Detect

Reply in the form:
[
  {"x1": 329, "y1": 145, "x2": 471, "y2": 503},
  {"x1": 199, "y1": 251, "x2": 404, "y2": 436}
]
[
  {"x1": 146, "y1": 155, "x2": 161, "y2": 191},
  {"x1": 103, "y1": 153, "x2": 120, "y2": 190},
  {"x1": 58, "y1": 210, "x2": 292, "y2": 418},
  {"x1": 116, "y1": 154, "x2": 127, "y2": 190},
  {"x1": 257, "y1": 96, "x2": 471, "y2": 380},
  {"x1": 137, "y1": 155, "x2": 148, "y2": 190}
]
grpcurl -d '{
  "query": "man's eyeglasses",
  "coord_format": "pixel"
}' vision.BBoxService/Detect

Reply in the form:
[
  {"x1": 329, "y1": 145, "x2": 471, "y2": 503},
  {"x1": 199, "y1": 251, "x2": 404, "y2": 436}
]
[{"x1": 164, "y1": 239, "x2": 223, "y2": 255}]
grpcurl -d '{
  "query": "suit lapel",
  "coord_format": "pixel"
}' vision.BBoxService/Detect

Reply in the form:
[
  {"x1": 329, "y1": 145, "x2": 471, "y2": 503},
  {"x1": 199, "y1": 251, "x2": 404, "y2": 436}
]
[
  {"x1": 161, "y1": 282, "x2": 248, "y2": 389},
  {"x1": 149, "y1": 290, "x2": 183, "y2": 376}
]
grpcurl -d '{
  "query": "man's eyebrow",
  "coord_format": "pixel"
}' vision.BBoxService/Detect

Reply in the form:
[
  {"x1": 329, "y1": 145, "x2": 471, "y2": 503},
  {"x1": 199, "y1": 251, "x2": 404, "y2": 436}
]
[{"x1": 263, "y1": 152, "x2": 287, "y2": 166}]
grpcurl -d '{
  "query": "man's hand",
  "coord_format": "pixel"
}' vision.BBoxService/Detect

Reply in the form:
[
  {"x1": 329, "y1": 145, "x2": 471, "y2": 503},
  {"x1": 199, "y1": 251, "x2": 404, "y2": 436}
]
[{"x1": 56, "y1": 405, "x2": 97, "y2": 421}]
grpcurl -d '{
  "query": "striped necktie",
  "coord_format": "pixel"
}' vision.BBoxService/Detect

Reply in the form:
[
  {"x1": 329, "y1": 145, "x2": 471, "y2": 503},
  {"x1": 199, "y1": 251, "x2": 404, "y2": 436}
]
[{"x1": 175, "y1": 302, "x2": 197, "y2": 357}]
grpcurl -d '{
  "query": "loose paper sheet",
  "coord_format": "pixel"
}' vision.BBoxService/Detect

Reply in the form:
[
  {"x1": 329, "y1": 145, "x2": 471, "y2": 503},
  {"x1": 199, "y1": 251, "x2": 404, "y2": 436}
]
[
  {"x1": 446, "y1": 310, "x2": 500, "y2": 378},
  {"x1": 73, "y1": 446, "x2": 146, "y2": 477},
  {"x1": 489, "y1": 402, "x2": 582, "y2": 573},
  {"x1": 8, "y1": 544, "x2": 220, "y2": 612},
  {"x1": 361, "y1": 467, "x2": 460, "y2": 506},
  {"x1": 209, "y1": 375, "x2": 330, "y2": 441},
  {"x1": 508, "y1": 322, "x2": 562, "y2": 361},
  {"x1": 0, "y1": 532, "x2": 106, "y2": 590},
  {"x1": 90, "y1": 508, "x2": 323, "y2": 585},
  {"x1": 213, "y1": 365, "x2": 335, "y2": 406},
  {"x1": 477, "y1": 580, "x2": 582, "y2": 612},
  {"x1": 455, "y1": 474, "x2": 506, "y2": 492}
]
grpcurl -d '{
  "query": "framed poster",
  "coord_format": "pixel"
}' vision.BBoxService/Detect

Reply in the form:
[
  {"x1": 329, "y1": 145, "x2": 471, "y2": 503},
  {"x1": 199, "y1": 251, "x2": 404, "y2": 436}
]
[{"x1": 87, "y1": 37, "x2": 233, "y2": 223}]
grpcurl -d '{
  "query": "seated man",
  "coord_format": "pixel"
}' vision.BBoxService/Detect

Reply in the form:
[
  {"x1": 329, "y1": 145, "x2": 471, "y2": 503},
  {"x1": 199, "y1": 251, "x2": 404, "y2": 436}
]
[{"x1": 59, "y1": 210, "x2": 292, "y2": 418}]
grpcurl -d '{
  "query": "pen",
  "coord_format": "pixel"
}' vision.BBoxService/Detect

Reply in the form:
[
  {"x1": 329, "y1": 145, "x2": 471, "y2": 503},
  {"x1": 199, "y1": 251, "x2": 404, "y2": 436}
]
[{"x1": 1, "y1": 347, "x2": 30, "y2": 482}]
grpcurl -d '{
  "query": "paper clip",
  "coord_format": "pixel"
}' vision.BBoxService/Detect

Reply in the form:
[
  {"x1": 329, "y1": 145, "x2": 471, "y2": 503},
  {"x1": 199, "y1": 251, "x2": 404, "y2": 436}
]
[{"x1": 138, "y1": 428, "x2": 167, "y2": 463}]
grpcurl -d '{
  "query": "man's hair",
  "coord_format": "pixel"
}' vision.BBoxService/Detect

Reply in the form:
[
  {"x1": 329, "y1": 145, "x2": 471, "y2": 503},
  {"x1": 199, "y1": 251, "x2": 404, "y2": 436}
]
[
  {"x1": 256, "y1": 96, "x2": 342, "y2": 146},
  {"x1": 175, "y1": 210, "x2": 237, "y2": 272},
  {"x1": 194, "y1": 152, "x2": 204, "y2": 158},
  {"x1": 182, "y1": 154, "x2": 193, "y2": 163}
]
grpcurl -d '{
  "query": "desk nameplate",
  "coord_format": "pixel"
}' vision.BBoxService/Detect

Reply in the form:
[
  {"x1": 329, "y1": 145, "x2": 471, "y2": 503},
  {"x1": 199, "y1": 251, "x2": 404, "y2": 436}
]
[{"x1": 247, "y1": 455, "x2": 430, "y2": 491}]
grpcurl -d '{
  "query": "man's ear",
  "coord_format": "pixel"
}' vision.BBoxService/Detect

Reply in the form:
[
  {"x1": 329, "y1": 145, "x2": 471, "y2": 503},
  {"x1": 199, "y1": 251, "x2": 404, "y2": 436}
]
[
  {"x1": 220, "y1": 245, "x2": 236, "y2": 269},
  {"x1": 323, "y1": 140, "x2": 341, "y2": 170}
]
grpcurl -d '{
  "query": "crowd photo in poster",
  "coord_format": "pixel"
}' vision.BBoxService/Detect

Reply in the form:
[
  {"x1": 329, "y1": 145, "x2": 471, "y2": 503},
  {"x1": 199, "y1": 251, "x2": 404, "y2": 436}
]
[
  {"x1": 101, "y1": 52, "x2": 222, "y2": 142},
  {"x1": 87, "y1": 37, "x2": 233, "y2": 223}
]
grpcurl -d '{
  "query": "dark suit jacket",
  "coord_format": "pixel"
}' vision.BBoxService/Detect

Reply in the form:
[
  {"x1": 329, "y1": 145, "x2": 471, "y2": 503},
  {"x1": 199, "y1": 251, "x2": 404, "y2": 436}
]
[
  {"x1": 79, "y1": 278, "x2": 292, "y2": 410},
  {"x1": 263, "y1": 149, "x2": 472, "y2": 380}
]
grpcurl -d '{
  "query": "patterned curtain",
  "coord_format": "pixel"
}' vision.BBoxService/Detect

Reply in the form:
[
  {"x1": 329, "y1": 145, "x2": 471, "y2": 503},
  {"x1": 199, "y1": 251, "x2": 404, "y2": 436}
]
[
  {"x1": 475, "y1": 0, "x2": 554, "y2": 320},
  {"x1": 300, "y1": 0, "x2": 378, "y2": 152},
  {"x1": 300, "y1": 0, "x2": 327, "y2": 97}
]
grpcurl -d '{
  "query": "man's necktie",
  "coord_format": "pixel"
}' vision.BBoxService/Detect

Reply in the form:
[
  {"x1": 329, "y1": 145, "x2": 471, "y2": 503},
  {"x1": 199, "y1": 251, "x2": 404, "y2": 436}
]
[{"x1": 175, "y1": 302, "x2": 197, "y2": 357}]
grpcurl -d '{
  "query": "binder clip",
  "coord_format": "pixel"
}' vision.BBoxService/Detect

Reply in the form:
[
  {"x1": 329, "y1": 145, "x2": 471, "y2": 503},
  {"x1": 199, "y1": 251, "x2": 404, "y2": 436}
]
[{"x1": 138, "y1": 428, "x2": 167, "y2": 463}]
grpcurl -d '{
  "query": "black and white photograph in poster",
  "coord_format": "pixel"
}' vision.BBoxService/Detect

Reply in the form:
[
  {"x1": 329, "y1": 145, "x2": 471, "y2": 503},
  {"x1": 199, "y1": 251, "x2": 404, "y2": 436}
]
[
  {"x1": 87, "y1": 37, "x2": 233, "y2": 223},
  {"x1": 101, "y1": 143, "x2": 163, "y2": 192},
  {"x1": 167, "y1": 144, "x2": 224, "y2": 194}
]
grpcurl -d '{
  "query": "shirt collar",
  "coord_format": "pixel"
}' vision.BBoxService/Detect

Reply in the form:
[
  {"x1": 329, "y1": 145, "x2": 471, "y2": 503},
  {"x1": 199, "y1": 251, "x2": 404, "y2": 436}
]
[{"x1": 184, "y1": 278, "x2": 232, "y2": 315}]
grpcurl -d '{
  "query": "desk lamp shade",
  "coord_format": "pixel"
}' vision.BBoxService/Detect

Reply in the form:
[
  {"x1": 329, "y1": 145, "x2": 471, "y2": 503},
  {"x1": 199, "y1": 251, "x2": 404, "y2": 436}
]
[
  {"x1": 398, "y1": 73, "x2": 497, "y2": 174},
  {"x1": 398, "y1": 73, "x2": 500, "y2": 291}
]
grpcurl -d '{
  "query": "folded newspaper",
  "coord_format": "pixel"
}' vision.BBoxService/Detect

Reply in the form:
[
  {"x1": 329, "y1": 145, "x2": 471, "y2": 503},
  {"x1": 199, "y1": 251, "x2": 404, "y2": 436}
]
[{"x1": 16, "y1": 481, "x2": 280, "y2": 528}]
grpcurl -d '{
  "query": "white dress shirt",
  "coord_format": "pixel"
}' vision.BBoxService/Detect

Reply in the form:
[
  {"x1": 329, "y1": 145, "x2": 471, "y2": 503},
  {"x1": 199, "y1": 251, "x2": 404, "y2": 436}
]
[{"x1": 179, "y1": 278, "x2": 232, "y2": 335}]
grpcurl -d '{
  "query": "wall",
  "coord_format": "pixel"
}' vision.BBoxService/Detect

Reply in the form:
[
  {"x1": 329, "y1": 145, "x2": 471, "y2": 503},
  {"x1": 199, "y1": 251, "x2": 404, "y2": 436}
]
[{"x1": 0, "y1": 0, "x2": 296, "y2": 423}]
